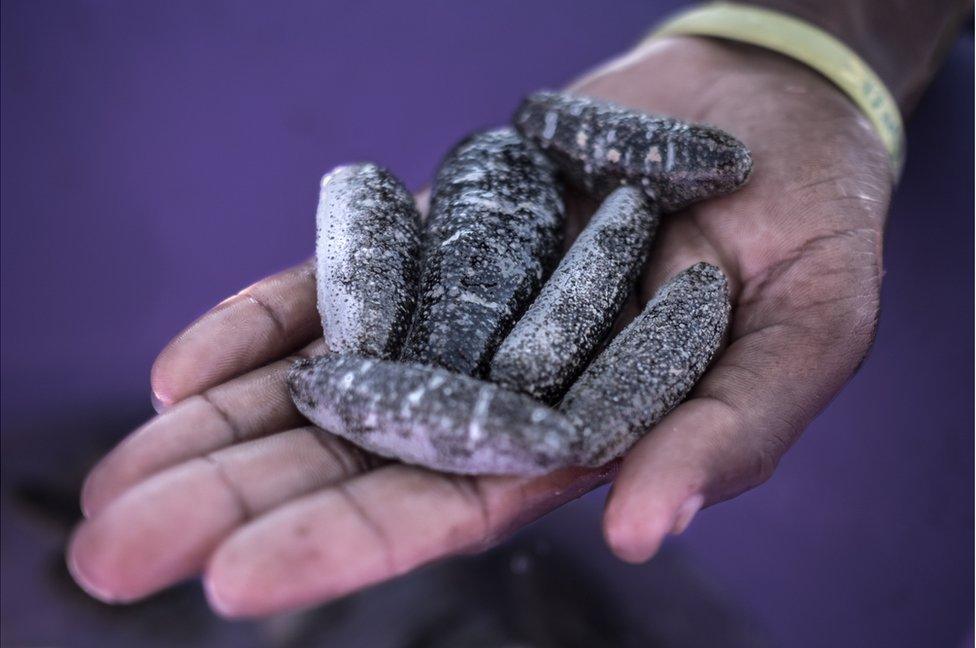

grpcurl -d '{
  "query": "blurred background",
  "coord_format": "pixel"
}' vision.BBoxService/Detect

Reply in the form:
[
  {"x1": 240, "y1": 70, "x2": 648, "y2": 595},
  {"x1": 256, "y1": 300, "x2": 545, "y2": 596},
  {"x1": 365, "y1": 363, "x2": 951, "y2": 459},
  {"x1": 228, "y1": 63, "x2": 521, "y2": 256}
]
[{"x1": 1, "y1": 1, "x2": 972, "y2": 646}]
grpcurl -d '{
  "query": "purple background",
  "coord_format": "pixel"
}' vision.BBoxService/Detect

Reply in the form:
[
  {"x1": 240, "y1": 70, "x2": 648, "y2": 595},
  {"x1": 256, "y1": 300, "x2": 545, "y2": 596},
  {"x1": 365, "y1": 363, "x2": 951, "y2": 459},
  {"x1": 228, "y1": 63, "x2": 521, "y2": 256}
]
[{"x1": 2, "y1": 1, "x2": 972, "y2": 646}]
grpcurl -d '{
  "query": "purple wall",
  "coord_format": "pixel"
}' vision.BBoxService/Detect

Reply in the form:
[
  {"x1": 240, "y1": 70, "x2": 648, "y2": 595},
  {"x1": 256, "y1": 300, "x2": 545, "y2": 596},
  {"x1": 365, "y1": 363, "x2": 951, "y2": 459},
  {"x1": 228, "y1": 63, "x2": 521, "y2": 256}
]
[{"x1": 2, "y1": 2, "x2": 972, "y2": 646}]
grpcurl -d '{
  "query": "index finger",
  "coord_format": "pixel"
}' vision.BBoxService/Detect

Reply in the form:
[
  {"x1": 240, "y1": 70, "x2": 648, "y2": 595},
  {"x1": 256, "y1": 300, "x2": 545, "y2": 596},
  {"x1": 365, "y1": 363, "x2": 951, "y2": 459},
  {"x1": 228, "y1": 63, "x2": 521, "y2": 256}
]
[{"x1": 151, "y1": 260, "x2": 319, "y2": 407}]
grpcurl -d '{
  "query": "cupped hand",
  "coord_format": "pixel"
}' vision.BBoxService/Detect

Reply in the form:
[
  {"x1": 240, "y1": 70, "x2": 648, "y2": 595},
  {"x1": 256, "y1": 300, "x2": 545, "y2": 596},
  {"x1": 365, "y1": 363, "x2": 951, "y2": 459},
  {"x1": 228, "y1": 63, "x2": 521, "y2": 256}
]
[{"x1": 68, "y1": 36, "x2": 891, "y2": 617}]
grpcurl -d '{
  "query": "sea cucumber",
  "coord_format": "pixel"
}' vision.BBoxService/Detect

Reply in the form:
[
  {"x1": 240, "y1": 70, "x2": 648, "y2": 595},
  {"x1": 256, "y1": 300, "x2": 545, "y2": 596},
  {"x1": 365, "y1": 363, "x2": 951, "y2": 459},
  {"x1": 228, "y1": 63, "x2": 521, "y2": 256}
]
[
  {"x1": 490, "y1": 186, "x2": 660, "y2": 402},
  {"x1": 399, "y1": 128, "x2": 565, "y2": 376},
  {"x1": 315, "y1": 163, "x2": 421, "y2": 358},
  {"x1": 560, "y1": 262, "x2": 731, "y2": 465},
  {"x1": 287, "y1": 354, "x2": 583, "y2": 475},
  {"x1": 514, "y1": 91, "x2": 752, "y2": 212}
]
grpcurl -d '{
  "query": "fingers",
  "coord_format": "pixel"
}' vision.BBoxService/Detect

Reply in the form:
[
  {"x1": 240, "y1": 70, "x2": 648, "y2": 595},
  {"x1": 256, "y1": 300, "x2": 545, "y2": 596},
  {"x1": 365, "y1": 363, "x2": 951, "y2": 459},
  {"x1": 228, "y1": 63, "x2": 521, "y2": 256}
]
[
  {"x1": 83, "y1": 339, "x2": 326, "y2": 517},
  {"x1": 151, "y1": 260, "x2": 319, "y2": 407},
  {"x1": 604, "y1": 229, "x2": 882, "y2": 563},
  {"x1": 205, "y1": 463, "x2": 615, "y2": 617},
  {"x1": 602, "y1": 397, "x2": 734, "y2": 562},
  {"x1": 69, "y1": 427, "x2": 374, "y2": 603},
  {"x1": 602, "y1": 329, "x2": 815, "y2": 562}
]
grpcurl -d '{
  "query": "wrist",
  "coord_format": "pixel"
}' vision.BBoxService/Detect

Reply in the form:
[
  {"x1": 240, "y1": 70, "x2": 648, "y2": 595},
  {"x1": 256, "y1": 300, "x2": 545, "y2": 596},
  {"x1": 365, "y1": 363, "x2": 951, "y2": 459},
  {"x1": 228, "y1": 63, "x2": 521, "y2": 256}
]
[
  {"x1": 645, "y1": 5, "x2": 906, "y2": 175},
  {"x1": 742, "y1": 0, "x2": 970, "y2": 114}
]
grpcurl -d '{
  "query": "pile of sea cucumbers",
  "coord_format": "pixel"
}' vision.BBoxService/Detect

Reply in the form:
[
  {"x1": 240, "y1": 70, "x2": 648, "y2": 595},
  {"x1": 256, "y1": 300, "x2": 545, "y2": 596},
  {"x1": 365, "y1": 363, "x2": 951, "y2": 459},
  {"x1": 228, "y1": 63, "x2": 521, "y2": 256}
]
[{"x1": 287, "y1": 91, "x2": 751, "y2": 476}]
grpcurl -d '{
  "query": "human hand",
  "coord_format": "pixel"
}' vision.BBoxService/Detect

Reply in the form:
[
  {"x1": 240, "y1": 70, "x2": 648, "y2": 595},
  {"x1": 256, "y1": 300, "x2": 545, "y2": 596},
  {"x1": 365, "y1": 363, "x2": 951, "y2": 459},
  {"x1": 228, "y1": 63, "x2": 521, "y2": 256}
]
[{"x1": 68, "y1": 36, "x2": 891, "y2": 616}]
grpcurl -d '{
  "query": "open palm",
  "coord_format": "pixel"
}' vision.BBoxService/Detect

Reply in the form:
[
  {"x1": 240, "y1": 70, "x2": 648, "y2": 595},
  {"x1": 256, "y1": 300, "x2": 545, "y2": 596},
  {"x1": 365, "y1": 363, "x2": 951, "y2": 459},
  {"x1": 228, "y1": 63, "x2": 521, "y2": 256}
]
[{"x1": 69, "y1": 37, "x2": 891, "y2": 617}]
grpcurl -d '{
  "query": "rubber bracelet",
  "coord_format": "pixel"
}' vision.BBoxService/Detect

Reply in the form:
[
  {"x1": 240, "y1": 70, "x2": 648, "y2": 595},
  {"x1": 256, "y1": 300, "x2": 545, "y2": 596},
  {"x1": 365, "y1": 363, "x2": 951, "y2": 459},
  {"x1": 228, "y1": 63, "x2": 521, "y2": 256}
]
[{"x1": 647, "y1": 2, "x2": 905, "y2": 177}]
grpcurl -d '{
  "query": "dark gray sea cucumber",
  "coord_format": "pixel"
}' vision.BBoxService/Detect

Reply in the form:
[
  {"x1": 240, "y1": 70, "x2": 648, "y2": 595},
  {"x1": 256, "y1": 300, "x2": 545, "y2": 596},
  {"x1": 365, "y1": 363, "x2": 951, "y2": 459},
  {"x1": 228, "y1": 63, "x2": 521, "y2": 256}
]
[
  {"x1": 399, "y1": 128, "x2": 565, "y2": 376},
  {"x1": 490, "y1": 186, "x2": 660, "y2": 402},
  {"x1": 315, "y1": 163, "x2": 421, "y2": 358},
  {"x1": 560, "y1": 262, "x2": 730, "y2": 466},
  {"x1": 514, "y1": 91, "x2": 752, "y2": 212},
  {"x1": 287, "y1": 354, "x2": 584, "y2": 475}
]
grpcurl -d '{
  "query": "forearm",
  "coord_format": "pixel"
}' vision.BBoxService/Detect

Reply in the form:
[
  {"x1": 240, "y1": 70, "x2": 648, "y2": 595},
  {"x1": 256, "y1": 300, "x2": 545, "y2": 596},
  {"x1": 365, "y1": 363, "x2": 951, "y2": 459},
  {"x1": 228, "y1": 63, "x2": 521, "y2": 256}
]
[{"x1": 746, "y1": 0, "x2": 971, "y2": 113}]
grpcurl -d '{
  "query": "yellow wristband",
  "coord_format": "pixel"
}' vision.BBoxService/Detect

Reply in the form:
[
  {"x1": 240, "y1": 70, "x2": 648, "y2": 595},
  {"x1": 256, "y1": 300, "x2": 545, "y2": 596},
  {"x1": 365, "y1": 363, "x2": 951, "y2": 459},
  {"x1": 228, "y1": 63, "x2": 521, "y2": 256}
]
[{"x1": 647, "y1": 2, "x2": 905, "y2": 178}]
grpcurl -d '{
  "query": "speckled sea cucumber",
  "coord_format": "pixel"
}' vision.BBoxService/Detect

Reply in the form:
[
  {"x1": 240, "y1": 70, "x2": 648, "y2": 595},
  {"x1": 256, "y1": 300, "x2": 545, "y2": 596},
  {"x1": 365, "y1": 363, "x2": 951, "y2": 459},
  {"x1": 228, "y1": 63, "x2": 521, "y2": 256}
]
[
  {"x1": 490, "y1": 186, "x2": 660, "y2": 402},
  {"x1": 560, "y1": 262, "x2": 730, "y2": 466},
  {"x1": 399, "y1": 128, "x2": 565, "y2": 376},
  {"x1": 315, "y1": 163, "x2": 421, "y2": 358},
  {"x1": 514, "y1": 91, "x2": 752, "y2": 212},
  {"x1": 287, "y1": 354, "x2": 584, "y2": 475}
]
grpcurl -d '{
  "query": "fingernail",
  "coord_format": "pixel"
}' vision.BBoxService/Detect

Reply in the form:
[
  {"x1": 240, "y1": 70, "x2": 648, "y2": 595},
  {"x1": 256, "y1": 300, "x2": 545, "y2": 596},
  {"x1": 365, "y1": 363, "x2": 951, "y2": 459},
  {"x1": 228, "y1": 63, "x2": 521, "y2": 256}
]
[
  {"x1": 671, "y1": 494, "x2": 704, "y2": 535},
  {"x1": 67, "y1": 529, "x2": 118, "y2": 603},
  {"x1": 203, "y1": 574, "x2": 239, "y2": 618},
  {"x1": 150, "y1": 389, "x2": 169, "y2": 414},
  {"x1": 79, "y1": 473, "x2": 98, "y2": 518}
]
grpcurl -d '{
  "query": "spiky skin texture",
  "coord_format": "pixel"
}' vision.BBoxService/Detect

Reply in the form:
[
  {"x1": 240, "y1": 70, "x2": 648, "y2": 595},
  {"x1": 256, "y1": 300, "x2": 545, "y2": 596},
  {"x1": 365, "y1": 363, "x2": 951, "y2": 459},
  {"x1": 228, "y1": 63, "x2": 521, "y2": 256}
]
[
  {"x1": 491, "y1": 186, "x2": 660, "y2": 402},
  {"x1": 399, "y1": 128, "x2": 565, "y2": 377},
  {"x1": 316, "y1": 163, "x2": 421, "y2": 358},
  {"x1": 514, "y1": 91, "x2": 752, "y2": 212}
]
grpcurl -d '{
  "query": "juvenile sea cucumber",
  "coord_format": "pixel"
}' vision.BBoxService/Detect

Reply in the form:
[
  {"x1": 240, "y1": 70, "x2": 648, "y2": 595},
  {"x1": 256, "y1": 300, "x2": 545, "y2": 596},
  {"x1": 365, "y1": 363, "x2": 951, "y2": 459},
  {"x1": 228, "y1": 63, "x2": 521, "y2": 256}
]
[
  {"x1": 515, "y1": 91, "x2": 752, "y2": 212},
  {"x1": 559, "y1": 262, "x2": 731, "y2": 466},
  {"x1": 399, "y1": 128, "x2": 565, "y2": 376},
  {"x1": 315, "y1": 163, "x2": 421, "y2": 358},
  {"x1": 490, "y1": 186, "x2": 660, "y2": 402},
  {"x1": 288, "y1": 354, "x2": 583, "y2": 475}
]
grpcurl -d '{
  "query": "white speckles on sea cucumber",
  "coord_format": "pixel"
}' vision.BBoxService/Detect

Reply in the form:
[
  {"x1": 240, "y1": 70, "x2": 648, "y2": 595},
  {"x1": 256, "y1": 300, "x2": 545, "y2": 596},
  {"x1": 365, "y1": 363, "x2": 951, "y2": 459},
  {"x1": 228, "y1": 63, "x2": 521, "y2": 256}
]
[
  {"x1": 399, "y1": 128, "x2": 565, "y2": 376},
  {"x1": 542, "y1": 111, "x2": 558, "y2": 140},
  {"x1": 287, "y1": 354, "x2": 584, "y2": 475},
  {"x1": 559, "y1": 262, "x2": 731, "y2": 466},
  {"x1": 315, "y1": 163, "x2": 421, "y2": 359},
  {"x1": 440, "y1": 231, "x2": 463, "y2": 247},
  {"x1": 468, "y1": 386, "x2": 493, "y2": 443},
  {"x1": 514, "y1": 91, "x2": 753, "y2": 212},
  {"x1": 490, "y1": 186, "x2": 660, "y2": 402}
]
